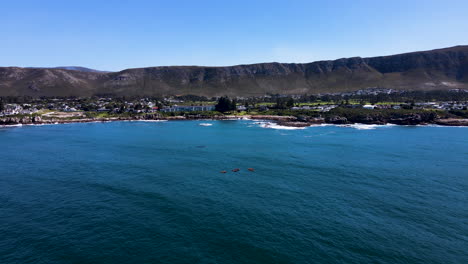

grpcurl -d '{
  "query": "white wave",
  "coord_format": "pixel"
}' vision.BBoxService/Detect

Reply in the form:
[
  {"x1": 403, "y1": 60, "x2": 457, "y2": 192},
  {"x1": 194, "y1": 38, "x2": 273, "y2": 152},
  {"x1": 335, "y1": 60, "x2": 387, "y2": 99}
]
[
  {"x1": 337, "y1": 123, "x2": 397, "y2": 130},
  {"x1": 199, "y1": 123, "x2": 213, "y2": 126},
  {"x1": 23, "y1": 123, "x2": 56, "y2": 126},
  {"x1": 308, "y1": 124, "x2": 334, "y2": 127},
  {"x1": 257, "y1": 122, "x2": 306, "y2": 130},
  {"x1": 0, "y1": 124, "x2": 23, "y2": 128},
  {"x1": 133, "y1": 120, "x2": 168, "y2": 122},
  {"x1": 350, "y1": 124, "x2": 381, "y2": 130},
  {"x1": 418, "y1": 124, "x2": 468, "y2": 128}
]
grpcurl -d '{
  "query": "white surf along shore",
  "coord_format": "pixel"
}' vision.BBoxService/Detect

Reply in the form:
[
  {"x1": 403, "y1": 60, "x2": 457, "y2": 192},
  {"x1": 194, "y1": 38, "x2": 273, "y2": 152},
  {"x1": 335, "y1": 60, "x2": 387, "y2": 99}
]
[{"x1": 2, "y1": 119, "x2": 466, "y2": 130}]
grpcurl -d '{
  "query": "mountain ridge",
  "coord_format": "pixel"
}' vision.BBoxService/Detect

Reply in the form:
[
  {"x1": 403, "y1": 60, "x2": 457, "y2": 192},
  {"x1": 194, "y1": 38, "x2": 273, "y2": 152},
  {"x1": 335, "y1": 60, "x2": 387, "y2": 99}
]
[
  {"x1": 1, "y1": 45, "x2": 467, "y2": 97},
  {"x1": 24, "y1": 66, "x2": 110, "y2": 73},
  {"x1": 52, "y1": 66, "x2": 111, "y2": 73}
]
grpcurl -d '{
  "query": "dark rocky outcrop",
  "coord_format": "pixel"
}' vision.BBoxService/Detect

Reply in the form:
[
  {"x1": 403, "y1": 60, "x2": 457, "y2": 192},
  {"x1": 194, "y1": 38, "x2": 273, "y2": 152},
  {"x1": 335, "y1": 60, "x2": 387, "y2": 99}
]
[
  {"x1": 435, "y1": 118, "x2": 468, "y2": 126},
  {"x1": 326, "y1": 116, "x2": 348, "y2": 124},
  {"x1": 0, "y1": 116, "x2": 38, "y2": 125}
]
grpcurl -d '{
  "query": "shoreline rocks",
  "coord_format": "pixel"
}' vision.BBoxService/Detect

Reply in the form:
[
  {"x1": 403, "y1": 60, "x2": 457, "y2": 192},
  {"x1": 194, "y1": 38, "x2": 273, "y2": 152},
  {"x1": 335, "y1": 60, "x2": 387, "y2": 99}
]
[
  {"x1": 276, "y1": 121, "x2": 313, "y2": 127},
  {"x1": 1, "y1": 115, "x2": 468, "y2": 127},
  {"x1": 325, "y1": 116, "x2": 348, "y2": 124},
  {"x1": 435, "y1": 118, "x2": 468, "y2": 126}
]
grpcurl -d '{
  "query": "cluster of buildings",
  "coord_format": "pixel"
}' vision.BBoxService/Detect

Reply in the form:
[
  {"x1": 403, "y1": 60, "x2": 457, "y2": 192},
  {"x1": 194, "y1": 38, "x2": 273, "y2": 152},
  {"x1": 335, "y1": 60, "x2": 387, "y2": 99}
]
[
  {"x1": 160, "y1": 104, "x2": 249, "y2": 113},
  {"x1": 0, "y1": 104, "x2": 39, "y2": 116},
  {"x1": 1, "y1": 94, "x2": 467, "y2": 117},
  {"x1": 160, "y1": 105, "x2": 215, "y2": 112},
  {"x1": 318, "y1": 88, "x2": 399, "y2": 97},
  {"x1": 290, "y1": 105, "x2": 338, "y2": 112},
  {"x1": 0, "y1": 98, "x2": 217, "y2": 116},
  {"x1": 413, "y1": 102, "x2": 467, "y2": 110},
  {"x1": 360, "y1": 101, "x2": 467, "y2": 110},
  {"x1": 362, "y1": 104, "x2": 401, "y2": 110}
]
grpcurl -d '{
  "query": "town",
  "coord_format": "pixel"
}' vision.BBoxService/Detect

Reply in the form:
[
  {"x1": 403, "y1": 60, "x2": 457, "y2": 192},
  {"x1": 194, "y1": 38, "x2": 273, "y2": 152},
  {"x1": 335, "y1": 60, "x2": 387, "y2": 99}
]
[{"x1": 1, "y1": 88, "x2": 467, "y2": 117}]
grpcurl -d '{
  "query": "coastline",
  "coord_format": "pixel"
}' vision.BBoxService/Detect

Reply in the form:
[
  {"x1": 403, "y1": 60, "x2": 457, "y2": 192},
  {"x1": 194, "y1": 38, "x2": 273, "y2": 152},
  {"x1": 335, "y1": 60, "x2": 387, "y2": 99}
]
[{"x1": 1, "y1": 114, "x2": 467, "y2": 128}]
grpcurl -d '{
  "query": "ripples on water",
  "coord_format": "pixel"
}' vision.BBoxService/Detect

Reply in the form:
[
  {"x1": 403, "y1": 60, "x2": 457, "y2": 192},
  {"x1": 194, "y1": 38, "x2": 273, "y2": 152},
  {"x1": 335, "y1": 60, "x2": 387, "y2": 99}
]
[{"x1": 0, "y1": 120, "x2": 467, "y2": 263}]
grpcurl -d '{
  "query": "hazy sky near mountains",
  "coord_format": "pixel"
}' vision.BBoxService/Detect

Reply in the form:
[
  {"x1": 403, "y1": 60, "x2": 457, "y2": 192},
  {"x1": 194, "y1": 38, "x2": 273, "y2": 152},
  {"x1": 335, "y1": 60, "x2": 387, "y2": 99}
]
[{"x1": 2, "y1": 0, "x2": 468, "y2": 71}]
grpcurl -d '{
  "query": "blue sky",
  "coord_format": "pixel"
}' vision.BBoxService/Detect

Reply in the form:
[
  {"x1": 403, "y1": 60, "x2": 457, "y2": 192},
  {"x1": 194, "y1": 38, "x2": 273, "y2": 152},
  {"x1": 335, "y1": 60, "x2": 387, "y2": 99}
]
[{"x1": 1, "y1": 0, "x2": 468, "y2": 71}]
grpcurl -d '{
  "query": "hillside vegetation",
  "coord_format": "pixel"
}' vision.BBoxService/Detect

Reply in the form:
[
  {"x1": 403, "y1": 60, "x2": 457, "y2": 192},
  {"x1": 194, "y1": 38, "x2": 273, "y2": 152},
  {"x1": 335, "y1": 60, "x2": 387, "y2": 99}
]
[{"x1": 1, "y1": 45, "x2": 467, "y2": 97}]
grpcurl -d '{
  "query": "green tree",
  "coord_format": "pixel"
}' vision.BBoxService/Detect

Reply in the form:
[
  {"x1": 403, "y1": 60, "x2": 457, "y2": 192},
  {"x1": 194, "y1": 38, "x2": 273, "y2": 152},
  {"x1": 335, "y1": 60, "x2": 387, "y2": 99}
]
[
  {"x1": 275, "y1": 97, "x2": 293, "y2": 109},
  {"x1": 0, "y1": 99, "x2": 4, "y2": 112},
  {"x1": 286, "y1": 98, "x2": 294, "y2": 107},
  {"x1": 215, "y1": 97, "x2": 236, "y2": 112},
  {"x1": 275, "y1": 98, "x2": 284, "y2": 109},
  {"x1": 231, "y1": 99, "x2": 238, "y2": 111}
]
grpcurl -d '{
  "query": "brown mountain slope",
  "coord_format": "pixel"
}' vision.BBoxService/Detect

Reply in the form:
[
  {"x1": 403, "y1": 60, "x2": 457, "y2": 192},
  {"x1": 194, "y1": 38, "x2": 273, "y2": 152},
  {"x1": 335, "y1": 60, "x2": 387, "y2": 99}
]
[{"x1": 1, "y1": 45, "x2": 467, "y2": 97}]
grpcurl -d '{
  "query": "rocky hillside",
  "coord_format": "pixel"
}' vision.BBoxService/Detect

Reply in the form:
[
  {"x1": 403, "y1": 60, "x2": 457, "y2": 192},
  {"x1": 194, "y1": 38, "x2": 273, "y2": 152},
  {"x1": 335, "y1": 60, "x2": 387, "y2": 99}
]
[
  {"x1": 1, "y1": 45, "x2": 467, "y2": 97},
  {"x1": 52, "y1": 66, "x2": 110, "y2": 73}
]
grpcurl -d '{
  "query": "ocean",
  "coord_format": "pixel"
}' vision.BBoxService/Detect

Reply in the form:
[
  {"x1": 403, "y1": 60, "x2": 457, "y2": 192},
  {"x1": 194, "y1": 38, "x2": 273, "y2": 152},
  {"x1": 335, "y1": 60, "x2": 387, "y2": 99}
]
[{"x1": 0, "y1": 120, "x2": 467, "y2": 263}]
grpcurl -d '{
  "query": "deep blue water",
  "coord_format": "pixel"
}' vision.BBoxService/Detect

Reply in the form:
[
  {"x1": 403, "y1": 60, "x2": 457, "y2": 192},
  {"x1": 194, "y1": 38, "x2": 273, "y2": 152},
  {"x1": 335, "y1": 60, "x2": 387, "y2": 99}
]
[{"x1": 0, "y1": 120, "x2": 467, "y2": 264}]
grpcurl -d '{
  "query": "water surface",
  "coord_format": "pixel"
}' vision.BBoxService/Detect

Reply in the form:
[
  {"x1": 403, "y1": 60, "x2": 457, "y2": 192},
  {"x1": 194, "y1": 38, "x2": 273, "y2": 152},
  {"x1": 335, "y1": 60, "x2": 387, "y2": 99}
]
[{"x1": 0, "y1": 121, "x2": 467, "y2": 263}]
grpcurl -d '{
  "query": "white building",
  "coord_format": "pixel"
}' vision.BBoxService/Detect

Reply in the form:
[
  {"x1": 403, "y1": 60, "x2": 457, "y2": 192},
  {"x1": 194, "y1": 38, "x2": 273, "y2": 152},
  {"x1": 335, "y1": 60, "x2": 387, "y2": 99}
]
[{"x1": 363, "y1": 105, "x2": 376, "y2": 109}]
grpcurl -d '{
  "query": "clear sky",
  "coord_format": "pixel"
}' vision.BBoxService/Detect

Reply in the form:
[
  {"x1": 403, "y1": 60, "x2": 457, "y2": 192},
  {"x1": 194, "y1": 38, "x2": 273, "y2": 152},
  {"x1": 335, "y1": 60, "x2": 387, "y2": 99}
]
[{"x1": 1, "y1": 0, "x2": 467, "y2": 71}]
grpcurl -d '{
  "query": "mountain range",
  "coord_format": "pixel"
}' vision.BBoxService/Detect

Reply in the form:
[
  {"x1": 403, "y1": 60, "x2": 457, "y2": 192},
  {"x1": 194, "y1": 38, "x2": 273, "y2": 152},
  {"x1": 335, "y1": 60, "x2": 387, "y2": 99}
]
[
  {"x1": 1, "y1": 45, "x2": 467, "y2": 97},
  {"x1": 51, "y1": 66, "x2": 110, "y2": 73}
]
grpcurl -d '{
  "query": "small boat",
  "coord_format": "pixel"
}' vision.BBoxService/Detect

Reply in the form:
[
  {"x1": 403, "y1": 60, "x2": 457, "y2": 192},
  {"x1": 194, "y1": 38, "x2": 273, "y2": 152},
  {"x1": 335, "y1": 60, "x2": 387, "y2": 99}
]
[
  {"x1": 232, "y1": 168, "x2": 240, "y2": 172},
  {"x1": 199, "y1": 123, "x2": 213, "y2": 126},
  {"x1": 220, "y1": 171, "x2": 227, "y2": 173},
  {"x1": 248, "y1": 168, "x2": 255, "y2": 172}
]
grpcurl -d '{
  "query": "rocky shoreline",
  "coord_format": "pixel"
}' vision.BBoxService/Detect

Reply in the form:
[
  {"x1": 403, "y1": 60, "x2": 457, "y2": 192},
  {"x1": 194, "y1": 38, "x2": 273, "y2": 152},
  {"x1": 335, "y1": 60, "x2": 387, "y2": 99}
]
[
  {"x1": 0, "y1": 114, "x2": 294, "y2": 126},
  {"x1": 1, "y1": 114, "x2": 468, "y2": 127}
]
